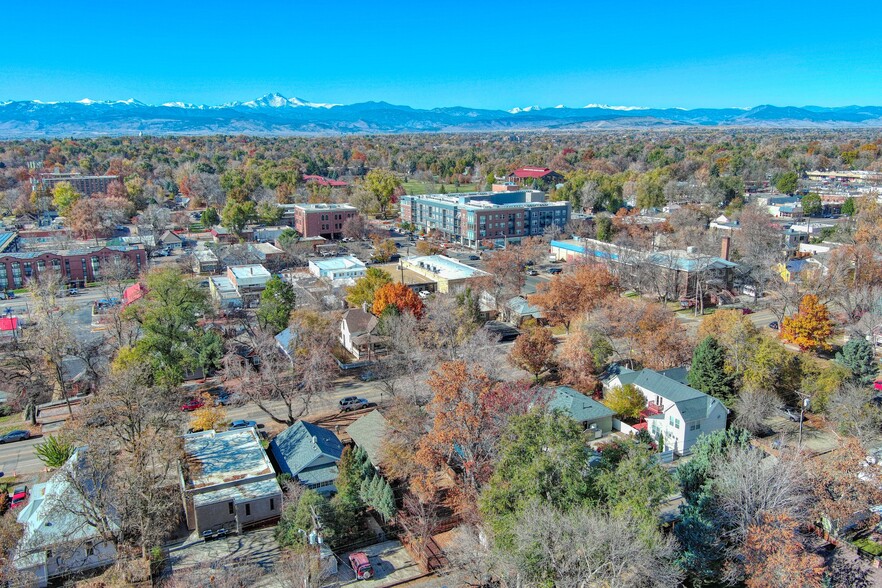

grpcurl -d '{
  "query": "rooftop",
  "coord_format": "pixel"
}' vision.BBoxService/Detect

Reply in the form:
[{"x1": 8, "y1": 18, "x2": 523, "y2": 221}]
[
  {"x1": 549, "y1": 386, "x2": 614, "y2": 423},
  {"x1": 346, "y1": 410, "x2": 388, "y2": 468},
  {"x1": 269, "y1": 421, "x2": 343, "y2": 485},
  {"x1": 403, "y1": 255, "x2": 489, "y2": 280},
  {"x1": 193, "y1": 248, "x2": 219, "y2": 262},
  {"x1": 249, "y1": 242, "x2": 284, "y2": 255},
  {"x1": 294, "y1": 202, "x2": 357, "y2": 212},
  {"x1": 210, "y1": 276, "x2": 238, "y2": 295},
  {"x1": 182, "y1": 428, "x2": 280, "y2": 506},
  {"x1": 310, "y1": 255, "x2": 366, "y2": 271},
  {"x1": 613, "y1": 368, "x2": 722, "y2": 422},
  {"x1": 0, "y1": 245, "x2": 141, "y2": 260},
  {"x1": 228, "y1": 264, "x2": 271, "y2": 280}
]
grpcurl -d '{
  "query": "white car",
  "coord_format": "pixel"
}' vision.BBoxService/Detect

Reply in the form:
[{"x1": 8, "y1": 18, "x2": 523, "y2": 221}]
[{"x1": 418, "y1": 290, "x2": 431, "y2": 299}]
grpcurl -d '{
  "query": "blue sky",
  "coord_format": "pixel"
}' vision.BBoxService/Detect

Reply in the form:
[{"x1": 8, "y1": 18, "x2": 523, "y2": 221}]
[{"x1": 3, "y1": 1, "x2": 882, "y2": 109}]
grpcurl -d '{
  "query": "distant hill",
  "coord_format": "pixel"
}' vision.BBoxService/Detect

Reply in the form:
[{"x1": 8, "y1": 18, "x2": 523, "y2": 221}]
[{"x1": 2, "y1": 93, "x2": 882, "y2": 137}]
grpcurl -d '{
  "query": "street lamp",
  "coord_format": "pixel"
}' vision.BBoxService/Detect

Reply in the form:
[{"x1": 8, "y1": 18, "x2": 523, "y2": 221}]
[{"x1": 797, "y1": 395, "x2": 810, "y2": 449}]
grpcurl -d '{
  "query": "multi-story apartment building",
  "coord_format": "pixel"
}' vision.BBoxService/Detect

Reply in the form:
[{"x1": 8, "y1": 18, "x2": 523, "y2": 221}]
[
  {"x1": 400, "y1": 190, "x2": 570, "y2": 248},
  {"x1": 0, "y1": 245, "x2": 146, "y2": 289},
  {"x1": 34, "y1": 172, "x2": 121, "y2": 196},
  {"x1": 277, "y1": 203, "x2": 359, "y2": 239}
]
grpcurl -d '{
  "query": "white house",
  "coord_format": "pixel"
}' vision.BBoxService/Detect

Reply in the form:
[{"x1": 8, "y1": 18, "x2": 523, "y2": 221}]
[
  {"x1": 15, "y1": 448, "x2": 118, "y2": 587},
  {"x1": 605, "y1": 367, "x2": 727, "y2": 455},
  {"x1": 340, "y1": 307, "x2": 383, "y2": 360}
]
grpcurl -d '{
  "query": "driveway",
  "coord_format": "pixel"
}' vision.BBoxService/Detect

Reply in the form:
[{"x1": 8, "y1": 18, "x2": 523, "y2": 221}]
[{"x1": 337, "y1": 540, "x2": 422, "y2": 586}]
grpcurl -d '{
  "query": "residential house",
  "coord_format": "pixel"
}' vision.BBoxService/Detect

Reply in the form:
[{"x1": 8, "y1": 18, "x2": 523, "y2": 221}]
[
  {"x1": 274, "y1": 326, "x2": 297, "y2": 361},
  {"x1": 158, "y1": 230, "x2": 183, "y2": 249},
  {"x1": 346, "y1": 410, "x2": 388, "y2": 469},
  {"x1": 506, "y1": 167, "x2": 564, "y2": 187},
  {"x1": 269, "y1": 421, "x2": 343, "y2": 495},
  {"x1": 605, "y1": 368, "x2": 727, "y2": 455},
  {"x1": 340, "y1": 307, "x2": 384, "y2": 361},
  {"x1": 247, "y1": 242, "x2": 285, "y2": 266},
  {"x1": 192, "y1": 248, "x2": 220, "y2": 274},
  {"x1": 15, "y1": 448, "x2": 118, "y2": 587},
  {"x1": 180, "y1": 428, "x2": 283, "y2": 536},
  {"x1": 548, "y1": 386, "x2": 614, "y2": 437}
]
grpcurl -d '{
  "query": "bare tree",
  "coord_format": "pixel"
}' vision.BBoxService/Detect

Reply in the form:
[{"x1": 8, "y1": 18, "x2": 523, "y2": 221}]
[
  {"x1": 99, "y1": 256, "x2": 137, "y2": 301},
  {"x1": 732, "y1": 388, "x2": 778, "y2": 436},
  {"x1": 275, "y1": 548, "x2": 329, "y2": 588},
  {"x1": 828, "y1": 383, "x2": 882, "y2": 443}
]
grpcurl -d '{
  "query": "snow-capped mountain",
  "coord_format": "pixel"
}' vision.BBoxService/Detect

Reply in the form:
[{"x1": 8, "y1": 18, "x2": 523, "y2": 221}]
[{"x1": 2, "y1": 93, "x2": 882, "y2": 137}]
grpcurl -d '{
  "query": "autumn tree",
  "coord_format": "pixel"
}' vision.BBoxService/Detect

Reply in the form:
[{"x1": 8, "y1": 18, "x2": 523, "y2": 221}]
[
  {"x1": 51, "y1": 181, "x2": 81, "y2": 215},
  {"x1": 346, "y1": 267, "x2": 392, "y2": 308},
  {"x1": 698, "y1": 309, "x2": 761, "y2": 377},
  {"x1": 189, "y1": 393, "x2": 227, "y2": 432},
  {"x1": 509, "y1": 326, "x2": 555, "y2": 382},
  {"x1": 744, "y1": 513, "x2": 825, "y2": 588},
  {"x1": 528, "y1": 263, "x2": 618, "y2": 333},
  {"x1": 371, "y1": 236, "x2": 398, "y2": 262},
  {"x1": 556, "y1": 323, "x2": 603, "y2": 393},
  {"x1": 809, "y1": 438, "x2": 882, "y2": 536},
  {"x1": 220, "y1": 199, "x2": 256, "y2": 238},
  {"x1": 364, "y1": 169, "x2": 401, "y2": 218},
  {"x1": 372, "y1": 282, "x2": 424, "y2": 318},
  {"x1": 478, "y1": 239, "x2": 546, "y2": 311},
  {"x1": 69, "y1": 196, "x2": 131, "y2": 244},
  {"x1": 781, "y1": 294, "x2": 834, "y2": 352},
  {"x1": 341, "y1": 214, "x2": 366, "y2": 240},
  {"x1": 603, "y1": 384, "x2": 646, "y2": 420}
]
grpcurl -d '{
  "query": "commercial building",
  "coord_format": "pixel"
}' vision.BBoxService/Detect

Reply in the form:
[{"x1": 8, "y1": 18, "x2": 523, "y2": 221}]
[
  {"x1": 308, "y1": 255, "x2": 367, "y2": 281},
  {"x1": 247, "y1": 242, "x2": 285, "y2": 265},
  {"x1": 209, "y1": 276, "x2": 242, "y2": 309},
  {"x1": 399, "y1": 255, "x2": 490, "y2": 294},
  {"x1": 399, "y1": 190, "x2": 570, "y2": 249},
  {"x1": 192, "y1": 248, "x2": 220, "y2": 274},
  {"x1": 0, "y1": 245, "x2": 147, "y2": 289},
  {"x1": 15, "y1": 449, "x2": 118, "y2": 587},
  {"x1": 227, "y1": 264, "x2": 272, "y2": 306},
  {"x1": 278, "y1": 202, "x2": 359, "y2": 239},
  {"x1": 34, "y1": 171, "x2": 121, "y2": 196},
  {"x1": 179, "y1": 428, "x2": 283, "y2": 536},
  {"x1": 0, "y1": 232, "x2": 20, "y2": 254}
]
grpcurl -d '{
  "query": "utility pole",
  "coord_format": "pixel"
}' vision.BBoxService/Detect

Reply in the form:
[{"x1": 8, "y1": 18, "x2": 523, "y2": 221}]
[{"x1": 797, "y1": 394, "x2": 810, "y2": 450}]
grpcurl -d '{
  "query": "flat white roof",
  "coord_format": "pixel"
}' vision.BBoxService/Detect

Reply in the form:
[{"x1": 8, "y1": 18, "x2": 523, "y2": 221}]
[
  {"x1": 404, "y1": 255, "x2": 489, "y2": 280},
  {"x1": 311, "y1": 255, "x2": 366, "y2": 271},
  {"x1": 229, "y1": 264, "x2": 271, "y2": 280}
]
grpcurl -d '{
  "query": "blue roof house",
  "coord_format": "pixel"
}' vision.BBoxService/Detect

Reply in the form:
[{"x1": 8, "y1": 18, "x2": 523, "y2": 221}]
[
  {"x1": 548, "y1": 386, "x2": 615, "y2": 437},
  {"x1": 269, "y1": 421, "x2": 344, "y2": 495}
]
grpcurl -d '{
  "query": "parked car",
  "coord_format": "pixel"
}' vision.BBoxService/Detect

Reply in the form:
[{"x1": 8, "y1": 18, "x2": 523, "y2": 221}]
[
  {"x1": 768, "y1": 321, "x2": 779, "y2": 330},
  {"x1": 6, "y1": 291, "x2": 14, "y2": 299},
  {"x1": 467, "y1": 255, "x2": 480, "y2": 261},
  {"x1": 359, "y1": 370, "x2": 376, "y2": 382},
  {"x1": 349, "y1": 552, "x2": 374, "y2": 580},
  {"x1": 740, "y1": 307, "x2": 753, "y2": 315},
  {"x1": 874, "y1": 381, "x2": 882, "y2": 392},
  {"x1": 527, "y1": 269, "x2": 539, "y2": 276},
  {"x1": 180, "y1": 398, "x2": 205, "y2": 412},
  {"x1": 68, "y1": 288, "x2": 79, "y2": 296},
  {"x1": 548, "y1": 267, "x2": 563, "y2": 275},
  {"x1": 781, "y1": 407, "x2": 804, "y2": 423},
  {"x1": 418, "y1": 290, "x2": 431, "y2": 299},
  {"x1": 9, "y1": 485, "x2": 28, "y2": 509},
  {"x1": 0, "y1": 430, "x2": 30, "y2": 444},
  {"x1": 339, "y1": 397, "x2": 369, "y2": 412},
  {"x1": 229, "y1": 420, "x2": 257, "y2": 430}
]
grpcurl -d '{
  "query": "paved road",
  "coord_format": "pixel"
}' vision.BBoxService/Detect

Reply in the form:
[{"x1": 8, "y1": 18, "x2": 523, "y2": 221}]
[{"x1": 0, "y1": 436, "x2": 44, "y2": 479}]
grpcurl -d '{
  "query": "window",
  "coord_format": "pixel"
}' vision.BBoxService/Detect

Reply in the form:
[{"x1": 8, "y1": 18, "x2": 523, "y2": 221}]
[
  {"x1": 689, "y1": 423, "x2": 701, "y2": 431},
  {"x1": 270, "y1": 498, "x2": 275, "y2": 510},
  {"x1": 675, "y1": 418, "x2": 680, "y2": 429},
  {"x1": 245, "y1": 503, "x2": 251, "y2": 516},
  {"x1": 228, "y1": 502, "x2": 234, "y2": 515}
]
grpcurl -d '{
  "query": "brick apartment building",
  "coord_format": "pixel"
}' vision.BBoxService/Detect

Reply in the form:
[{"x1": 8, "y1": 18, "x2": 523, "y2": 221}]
[
  {"x1": 34, "y1": 172, "x2": 121, "y2": 196},
  {"x1": 400, "y1": 190, "x2": 570, "y2": 249},
  {"x1": 278, "y1": 203, "x2": 359, "y2": 239},
  {"x1": 0, "y1": 245, "x2": 147, "y2": 289}
]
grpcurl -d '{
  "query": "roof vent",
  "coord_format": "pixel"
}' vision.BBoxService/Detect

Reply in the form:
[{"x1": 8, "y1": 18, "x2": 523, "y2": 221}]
[{"x1": 311, "y1": 435, "x2": 318, "y2": 445}]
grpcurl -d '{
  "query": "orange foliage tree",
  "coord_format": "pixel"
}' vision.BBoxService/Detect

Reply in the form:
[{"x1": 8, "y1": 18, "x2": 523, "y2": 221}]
[
  {"x1": 809, "y1": 438, "x2": 882, "y2": 536},
  {"x1": 557, "y1": 325, "x2": 600, "y2": 393},
  {"x1": 372, "y1": 282, "x2": 425, "y2": 319},
  {"x1": 781, "y1": 294, "x2": 834, "y2": 352},
  {"x1": 413, "y1": 362, "x2": 540, "y2": 516},
  {"x1": 744, "y1": 512, "x2": 825, "y2": 588},
  {"x1": 509, "y1": 326, "x2": 556, "y2": 382},
  {"x1": 528, "y1": 263, "x2": 618, "y2": 333}
]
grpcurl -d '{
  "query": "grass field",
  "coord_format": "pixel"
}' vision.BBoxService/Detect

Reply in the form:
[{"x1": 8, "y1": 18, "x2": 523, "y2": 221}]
[{"x1": 402, "y1": 180, "x2": 480, "y2": 195}]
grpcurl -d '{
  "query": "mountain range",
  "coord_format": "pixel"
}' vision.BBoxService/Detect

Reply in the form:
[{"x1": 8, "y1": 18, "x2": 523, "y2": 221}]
[{"x1": 3, "y1": 92, "x2": 882, "y2": 137}]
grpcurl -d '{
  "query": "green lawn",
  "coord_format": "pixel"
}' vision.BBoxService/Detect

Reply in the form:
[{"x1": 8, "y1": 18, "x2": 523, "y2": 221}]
[{"x1": 402, "y1": 180, "x2": 479, "y2": 195}]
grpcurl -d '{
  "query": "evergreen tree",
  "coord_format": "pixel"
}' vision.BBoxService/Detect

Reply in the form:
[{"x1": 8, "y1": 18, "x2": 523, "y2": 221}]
[
  {"x1": 375, "y1": 479, "x2": 396, "y2": 522},
  {"x1": 835, "y1": 338, "x2": 878, "y2": 386},
  {"x1": 688, "y1": 336, "x2": 736, "y2": 404}
]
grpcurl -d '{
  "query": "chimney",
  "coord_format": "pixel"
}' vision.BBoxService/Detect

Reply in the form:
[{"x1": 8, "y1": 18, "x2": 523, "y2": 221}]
[{"x1": 721, "y1": 236, "x2": 731, "y2": 261}]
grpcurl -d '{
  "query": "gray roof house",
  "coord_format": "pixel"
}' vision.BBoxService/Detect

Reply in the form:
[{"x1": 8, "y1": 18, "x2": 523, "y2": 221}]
[
  {"x1": 269, "y1": 421, "x2": 343, "y2": 495},
  {"x1": 346, "y1": 410, "x2": 389, "y2": 468},
  {"x1": 14, "y1": 448, "x2": 118, "y2": 587},
  {"x1": 548, "y1": 386, "x2": 615, "y2": 436},
  {"x1": 605, "y1": 368, "x2": 728, "y2": 455}
]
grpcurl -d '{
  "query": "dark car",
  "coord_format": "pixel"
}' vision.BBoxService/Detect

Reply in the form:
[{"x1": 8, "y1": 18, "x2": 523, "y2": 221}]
[
  {"x1": 768, "y1": 321, "x2": 779, "y2": 330},
  {"x1": 548, "y1": 267, "x2": 563, "y2": 275},
  {"x1": 180, "y1": 398, "x2": 205, "y2": 412},
  {"x1": 359, "y1": 370, "x2": 376, "y2": 382},
  {"x1": 9, "y1": 485, "x2": 28, "y2": 509},
  {"x1": 229, "y1": 420, "x2": 257, "y2": 430},
  {"x1": 213, "y1": 391, "x2": 232, "y2": 406},
  {"x1": 0, "y1": 430, "x2": 31, "y2": 444},
  {"x1": 467, "y1": 255, "x2": 480, "y2": 261}
]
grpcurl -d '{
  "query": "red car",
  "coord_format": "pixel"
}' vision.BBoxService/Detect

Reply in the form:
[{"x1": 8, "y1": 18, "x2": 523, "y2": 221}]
[
  {"x1": 181, "y1": 398, "x2": 205, "y2": 412},
  {"x1": 349, "y1": 552, "x2": 374, "y2": 580},
  {"x1": 874, "y1": 381, "x2": 882, "y2": 392},
  {"x1": 9, "y1": 486, "x2": 28, "y2": 509}
]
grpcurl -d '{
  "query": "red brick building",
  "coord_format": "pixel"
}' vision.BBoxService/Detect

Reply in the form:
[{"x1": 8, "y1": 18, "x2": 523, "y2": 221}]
[
  {"x1": 279, "y1": 203, "x2": 359, "y2": 239},
  {"x1": 0, "y1": 245, "x2": 147, "y2": 289}
]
